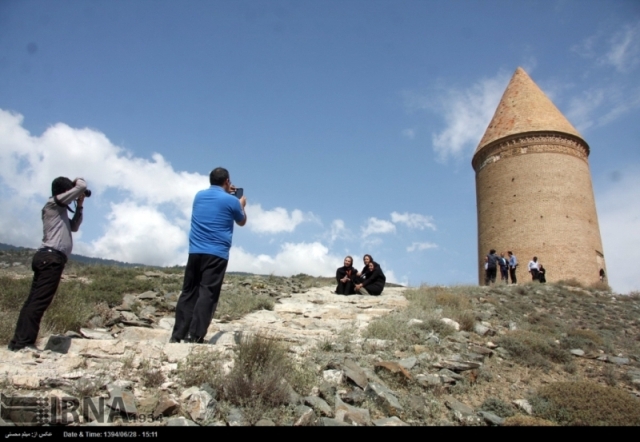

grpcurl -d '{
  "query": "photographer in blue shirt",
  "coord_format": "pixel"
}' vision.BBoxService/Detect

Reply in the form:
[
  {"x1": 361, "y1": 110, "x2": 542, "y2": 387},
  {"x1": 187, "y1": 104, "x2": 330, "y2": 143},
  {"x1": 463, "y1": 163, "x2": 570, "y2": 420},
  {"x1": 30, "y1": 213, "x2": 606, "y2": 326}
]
[{"x1": 170, "y1": 167, "x2": 246, "y2": 344}]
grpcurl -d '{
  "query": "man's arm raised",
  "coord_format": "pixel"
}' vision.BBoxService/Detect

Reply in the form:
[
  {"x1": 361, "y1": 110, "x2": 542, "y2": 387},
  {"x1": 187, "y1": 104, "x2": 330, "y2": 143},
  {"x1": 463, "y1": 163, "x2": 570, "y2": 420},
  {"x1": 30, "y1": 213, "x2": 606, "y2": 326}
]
[{"x1": 236, "y1": 196, "x2": 247, "y2": 227}]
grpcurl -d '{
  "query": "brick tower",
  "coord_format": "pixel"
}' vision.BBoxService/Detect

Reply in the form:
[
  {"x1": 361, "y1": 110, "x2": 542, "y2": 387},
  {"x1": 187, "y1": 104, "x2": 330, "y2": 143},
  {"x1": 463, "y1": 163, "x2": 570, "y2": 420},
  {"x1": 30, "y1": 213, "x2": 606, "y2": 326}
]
[{"x1": 472, "y1": 67, "x2": 606, "y2": 285}]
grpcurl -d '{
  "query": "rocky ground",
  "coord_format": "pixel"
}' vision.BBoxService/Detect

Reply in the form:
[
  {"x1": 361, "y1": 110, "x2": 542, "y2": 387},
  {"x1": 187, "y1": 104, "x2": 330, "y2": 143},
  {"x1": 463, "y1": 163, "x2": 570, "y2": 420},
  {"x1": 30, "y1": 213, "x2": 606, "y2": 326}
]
[{"x1": 1, "y1": 259, "x2": 639, "y2": 427}]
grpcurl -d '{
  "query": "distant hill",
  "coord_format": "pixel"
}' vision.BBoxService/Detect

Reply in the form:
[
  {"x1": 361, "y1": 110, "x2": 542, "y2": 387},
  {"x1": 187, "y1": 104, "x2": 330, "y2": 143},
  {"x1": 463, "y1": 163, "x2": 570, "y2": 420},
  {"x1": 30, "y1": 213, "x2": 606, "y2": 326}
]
[{"x1": 0, "y1": 242, "x2": 150, "y2": 268}]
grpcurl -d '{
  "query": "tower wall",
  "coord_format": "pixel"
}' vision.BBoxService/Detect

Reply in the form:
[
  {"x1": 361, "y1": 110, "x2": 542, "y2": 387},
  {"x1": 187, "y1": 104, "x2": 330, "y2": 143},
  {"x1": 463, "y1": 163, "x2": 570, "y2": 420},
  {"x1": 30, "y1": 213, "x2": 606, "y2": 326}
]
[{"x1": 473, "y1": 132, "x2": 606, "y2": 284}]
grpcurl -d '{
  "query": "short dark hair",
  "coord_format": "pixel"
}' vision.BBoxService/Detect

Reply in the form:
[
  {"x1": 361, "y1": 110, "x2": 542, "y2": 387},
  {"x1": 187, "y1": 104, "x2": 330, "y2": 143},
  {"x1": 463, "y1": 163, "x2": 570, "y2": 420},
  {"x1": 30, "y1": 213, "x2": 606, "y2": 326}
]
[
  {"x1": 489, "y1": 249, "x2": 496, "y2": 254},
  {"x1": 51, "y1": 177, "x2": 73, "y2": 196},
  {"x1": 508, "y1": 251, "x2": 513, "y2": 255},
  {"x1": 209, "y1": 167, "x2": 229, "y2": 186}
]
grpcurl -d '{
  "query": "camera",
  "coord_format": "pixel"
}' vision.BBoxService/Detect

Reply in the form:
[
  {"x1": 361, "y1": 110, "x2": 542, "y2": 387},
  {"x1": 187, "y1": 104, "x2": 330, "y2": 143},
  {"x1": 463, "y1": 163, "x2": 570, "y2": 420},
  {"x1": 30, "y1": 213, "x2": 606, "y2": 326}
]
[
  {"x1": 231, "y1": 188, "x2": 243, "y2": 199},
  {"x1": 84, "y1": 189, "x2": 92, "y2": 197}
]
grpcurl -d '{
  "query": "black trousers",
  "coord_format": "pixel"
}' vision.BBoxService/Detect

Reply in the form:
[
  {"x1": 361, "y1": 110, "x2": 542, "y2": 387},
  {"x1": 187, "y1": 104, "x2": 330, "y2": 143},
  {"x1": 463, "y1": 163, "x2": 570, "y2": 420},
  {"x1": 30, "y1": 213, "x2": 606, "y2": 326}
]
[
  {"x1": 530, "y1": 269, "x2": 539, "y2": 281},
  {"x1": 485, "y1": 267, "x2": 497, "y2": 285},
  {"x1": 9, "y1": 249, "x2": 66, "y2": 350},
  {"x1": 509, "y1": 267, "x2": 517, "y2": 284},
  {"x1": 171, "y1": 254, "x2": 228, "y2": 341},
  {"x1": 336, "y1": 280, "x2": 355, "y2": 295}
]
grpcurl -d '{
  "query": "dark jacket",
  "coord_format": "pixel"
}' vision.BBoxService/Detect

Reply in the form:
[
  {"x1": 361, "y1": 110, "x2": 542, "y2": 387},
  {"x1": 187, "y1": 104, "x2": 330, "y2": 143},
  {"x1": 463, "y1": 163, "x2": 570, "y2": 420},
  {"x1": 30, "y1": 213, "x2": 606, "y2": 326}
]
[
  {"x1": 336, "y1": 266, "x2": 357, "y2": 283},
  {"x1": 361, "y1": 264, "x2": 386, "y2": 296}
]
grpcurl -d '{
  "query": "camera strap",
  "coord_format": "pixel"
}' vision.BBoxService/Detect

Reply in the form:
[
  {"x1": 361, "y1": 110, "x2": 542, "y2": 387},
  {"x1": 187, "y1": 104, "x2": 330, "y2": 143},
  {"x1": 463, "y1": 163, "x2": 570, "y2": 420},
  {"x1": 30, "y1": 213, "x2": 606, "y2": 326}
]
[{"x1": 53, "y1": 195, "x2": 75, "y2": 213}]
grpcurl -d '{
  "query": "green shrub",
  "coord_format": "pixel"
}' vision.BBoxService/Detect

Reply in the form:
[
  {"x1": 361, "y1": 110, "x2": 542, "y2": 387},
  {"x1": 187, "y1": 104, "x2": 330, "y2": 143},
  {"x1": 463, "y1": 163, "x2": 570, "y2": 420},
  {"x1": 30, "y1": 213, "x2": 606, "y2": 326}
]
[
  {"x1": 497, "y1": 330, "x2": 571, "y2": 369},
  {"x1": 480, "y1": 397, "x2": 516, "y2": 418}
]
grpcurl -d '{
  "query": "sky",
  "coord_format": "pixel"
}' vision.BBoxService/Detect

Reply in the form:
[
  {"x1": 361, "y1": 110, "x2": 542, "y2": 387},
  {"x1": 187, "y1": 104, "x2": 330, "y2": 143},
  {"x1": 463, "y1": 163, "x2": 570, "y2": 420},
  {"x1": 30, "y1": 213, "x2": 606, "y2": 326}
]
[{"x1": 0, "y1": 0, "x2": 639, "y2": 293}]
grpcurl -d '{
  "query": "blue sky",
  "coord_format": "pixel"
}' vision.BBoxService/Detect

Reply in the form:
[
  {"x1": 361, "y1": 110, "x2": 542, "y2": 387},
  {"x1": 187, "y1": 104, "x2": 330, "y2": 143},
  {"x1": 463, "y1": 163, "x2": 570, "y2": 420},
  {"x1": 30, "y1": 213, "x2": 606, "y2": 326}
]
[{"x1": 1, "y1": 0, "x2": 639, "y2": 292}]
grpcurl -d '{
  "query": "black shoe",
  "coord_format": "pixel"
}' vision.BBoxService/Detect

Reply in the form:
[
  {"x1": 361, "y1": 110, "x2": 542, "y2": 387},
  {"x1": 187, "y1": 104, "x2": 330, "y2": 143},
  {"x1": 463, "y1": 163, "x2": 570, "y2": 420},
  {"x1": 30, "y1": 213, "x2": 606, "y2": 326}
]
[
  {"x1": 9, "y1": 344, "x2": 40, "y2": 353},
  {"x1": 169, "y1": 337, "x2": 180, "y2": 343},
  {"x1": 184, "y1": 334, "x2": 204, "y2": 344}
]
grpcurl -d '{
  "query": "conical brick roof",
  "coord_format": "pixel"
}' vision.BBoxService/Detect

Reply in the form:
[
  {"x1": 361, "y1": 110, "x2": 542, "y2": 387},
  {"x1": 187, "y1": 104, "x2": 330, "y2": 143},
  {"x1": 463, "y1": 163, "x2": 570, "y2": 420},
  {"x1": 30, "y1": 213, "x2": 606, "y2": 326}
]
[{"x1": 474, "y1": 67, "x2": 583, "y2": 155}]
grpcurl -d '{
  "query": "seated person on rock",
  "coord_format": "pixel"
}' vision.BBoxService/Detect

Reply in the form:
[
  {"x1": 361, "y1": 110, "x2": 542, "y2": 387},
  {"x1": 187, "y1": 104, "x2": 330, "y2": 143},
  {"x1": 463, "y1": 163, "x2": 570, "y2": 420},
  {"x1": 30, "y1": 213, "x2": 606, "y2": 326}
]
[
  {"x1": 356, "y1": 254, "x2": 377, "y2": 279},
  {"x1": 335, "y1": 255, "x2": 358, "y2": 295},
  {"x1": 355, "y1": 260, "x2": 386, "y2": 296}
]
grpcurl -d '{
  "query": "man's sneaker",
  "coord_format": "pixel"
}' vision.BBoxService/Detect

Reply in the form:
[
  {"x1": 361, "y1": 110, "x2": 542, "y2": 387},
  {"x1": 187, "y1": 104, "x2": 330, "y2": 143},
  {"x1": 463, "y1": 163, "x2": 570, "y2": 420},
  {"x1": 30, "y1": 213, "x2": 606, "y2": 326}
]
[{"x1": 184, "y1": 334, "x2": 204, "y2": 344}]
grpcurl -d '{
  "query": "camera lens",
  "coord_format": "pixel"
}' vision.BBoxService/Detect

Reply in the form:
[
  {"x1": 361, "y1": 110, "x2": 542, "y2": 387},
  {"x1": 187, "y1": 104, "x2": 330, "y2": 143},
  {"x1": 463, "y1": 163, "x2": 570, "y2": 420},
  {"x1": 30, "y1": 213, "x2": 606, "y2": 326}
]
[{"x1": 84, "y1": 189, "x2": 92, "y2": 197}]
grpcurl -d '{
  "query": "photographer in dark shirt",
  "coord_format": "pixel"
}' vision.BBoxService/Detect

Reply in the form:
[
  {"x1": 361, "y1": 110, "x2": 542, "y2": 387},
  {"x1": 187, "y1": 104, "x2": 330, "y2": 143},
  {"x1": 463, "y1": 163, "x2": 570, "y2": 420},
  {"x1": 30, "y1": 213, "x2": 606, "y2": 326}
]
[{"x1": 8, "y1": 177, "x2": 88, "y2": 352}]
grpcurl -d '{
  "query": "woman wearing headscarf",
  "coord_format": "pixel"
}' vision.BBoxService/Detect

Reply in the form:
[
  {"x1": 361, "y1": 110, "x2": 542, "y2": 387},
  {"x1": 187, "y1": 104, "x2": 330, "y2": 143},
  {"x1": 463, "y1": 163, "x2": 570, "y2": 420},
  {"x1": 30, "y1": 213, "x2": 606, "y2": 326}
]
[
  {"x1": 355, "y1": 259, "x2": 386, "y2": 296},
  {"x1": 335, "y1": 256, "x2": 357, "y2": 295}
]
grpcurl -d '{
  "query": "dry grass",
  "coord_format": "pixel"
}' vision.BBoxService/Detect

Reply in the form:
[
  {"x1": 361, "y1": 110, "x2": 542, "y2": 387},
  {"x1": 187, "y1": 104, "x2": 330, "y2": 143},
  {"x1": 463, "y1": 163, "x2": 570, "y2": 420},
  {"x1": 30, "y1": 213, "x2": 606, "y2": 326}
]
[
  {"x1": 497, "y1": 330, "x2": 571, "y2": 370},
  {"x1": 219, "y1": 333, "x2": 300, "y2": 424},
  {"x1": 530, "y1": 381, "x2": 640, "y2": 426}
]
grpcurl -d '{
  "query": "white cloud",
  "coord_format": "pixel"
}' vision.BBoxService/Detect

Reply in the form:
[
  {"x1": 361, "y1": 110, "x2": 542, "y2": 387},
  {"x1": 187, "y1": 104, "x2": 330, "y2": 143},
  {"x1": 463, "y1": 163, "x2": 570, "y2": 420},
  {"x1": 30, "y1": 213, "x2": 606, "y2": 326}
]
[
  {"x1": 401, "y1": 128, "x2": 416, "y2": 140},
  {"x1": 407, "y1": 242, "x2": 438, "y2": 252},
  {"x1": 566, "y1": 85, "x2": 640, "y2": 131},
  {"x1": 329, "y1": 219, "x2": 347, "y2": 242},
  {"x1": 597, "y1": 165, "x2": 640, "y2": 294},
  {"x1": 228, "y1": 242, "x2": 342, "y2": 277},
  {"x1": 572, "y1": 21, "x2": 640, "y2": 73},
  {"x1": 361, "y1": 217, "x2": 396, "y2": 238},
  {"x1": 0, "y1": 108, "x2": 320, "y2": 266},
  {"x1": 391, "y1": 211, "x2": 436, "y2": 230},
  {"x1": 246, "y1": 203, "x2": 313, "y2": 234},
  {"x1": 604, "y1": 22, "x2": 640, "y2": 73},
  {"x1": 82, "y1": 201, "x2": 188, "y2": 266},
  {"x1": 229, "y1": 242, "x2": 404, "y2": 284},
  {"x1": 405, "y1": 71, "x2": 510, "y2": 161}
]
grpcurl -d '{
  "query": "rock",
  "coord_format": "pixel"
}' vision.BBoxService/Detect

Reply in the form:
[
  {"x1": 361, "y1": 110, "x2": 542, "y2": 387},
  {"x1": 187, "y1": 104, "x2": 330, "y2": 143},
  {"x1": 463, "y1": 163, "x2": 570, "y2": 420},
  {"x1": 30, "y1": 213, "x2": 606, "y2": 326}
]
[
  {"x1": 80, "y1": 328, "x2": 114, "y2": 340},
  {"x1": 416, "y1": 374, "x2": 442, "y2": 387},
  {"x1": 399, "y1": 356, "x2": 417, "y2": 370},
  {"x1": 340, "y1": 388, "x2": 366, "y2": 405},
  {"x1": 181, "y1": 388, "x2": 216, "y2": 422},
  {"x1": 255, "y1": 419, "x2": 276, "y2": 426},
  {"x1": 319, "y1": 417, "x2": 351, "y2": 426},
  {"x1": 342, "y1": 359, "x2": 368, "y2": 389},
  {"x1": 166, "y1": 417, "x2": 199, "y2": 426},
  {"x1": 334, "y1": 394, "x2": 371, "y2": 426},
  {"x1": 608, "y1": 356, "x2": 630, "y2": 365},
  {"x1": 408, "y1": 319, "x2": 423, "y2": 326},
  {"x1": 374, "y1": 361, "x2": 412, "y2": 380},
  {"x1": 323, "y1": 369, "x2": 343, "y2": 385},
  {"x1": 570, "y1": 349, "x2": 585, "y2": 357},
  {"x1": 304, "y1": 396, "x2": 332, "y2": 417},
  {"x1": 474, "y1": 323, "x2": 490, "y2": 336},
  {"x1": 365, "y1": 382, "x2": 403, "y2": 417},
  {"x1": 106, "y1": 387, "x2": 138, "y2": 417},
  {"x1": 444, "y1": 396, "x2": 474, "y2": 416},
  {"x1": 513, "y1": 399, "x2": 533, "y2": 415},
  {"x1": 441, "y1": 318, "x2": 460, "y2": 331},
  {"x1": 44, "y1": 335, "x2": 73, "y2": 354},
  {"x1": 293, "y1": 405, "x2": 316, "y2": 426},
  {"x1": 153, "y1": 394, "x2": 179, "y2": 419},
  {"x1": 372, "y1": 416, "x2": 410, "y2": 426},
  {"x1": 478, "y1": 410, "x2": 504, "y2": 426},
  {"x1": 226, "y1": 408, "x2": 245, "y2": 426},
  {"x1": 137, "y1": 291, "x2": 159, "y2": 300}
]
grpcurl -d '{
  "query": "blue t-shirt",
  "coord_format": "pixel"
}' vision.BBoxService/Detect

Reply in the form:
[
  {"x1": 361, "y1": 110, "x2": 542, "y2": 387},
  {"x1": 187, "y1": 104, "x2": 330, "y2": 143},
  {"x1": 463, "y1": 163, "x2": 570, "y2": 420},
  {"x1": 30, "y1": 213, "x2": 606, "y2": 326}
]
[{"x1": 188, "y1": 186, "x2": 245, "y2": 260}]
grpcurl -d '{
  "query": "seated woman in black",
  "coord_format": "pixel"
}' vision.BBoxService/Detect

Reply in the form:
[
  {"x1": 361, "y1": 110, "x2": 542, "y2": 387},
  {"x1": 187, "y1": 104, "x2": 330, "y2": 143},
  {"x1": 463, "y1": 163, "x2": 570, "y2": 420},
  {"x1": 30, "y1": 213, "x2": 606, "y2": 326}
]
[
  {"x1": 355, "y1": 261, "x2": 386, "y2": 296},
  {"x1": 335, "y1": 255, "x2": 357, "y2": 295},
  {"x1": 356, "y1": 254, "x2": 375, "y2": 280}
]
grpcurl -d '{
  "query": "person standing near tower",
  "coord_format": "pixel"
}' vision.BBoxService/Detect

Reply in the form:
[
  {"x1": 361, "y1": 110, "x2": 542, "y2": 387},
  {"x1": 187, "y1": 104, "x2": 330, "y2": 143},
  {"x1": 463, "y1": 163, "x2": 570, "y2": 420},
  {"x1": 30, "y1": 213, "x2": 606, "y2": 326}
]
[
  {"x1": 499, "y1": 253, "x2": 509, "y2": 284},
  {"x1": 508, "y1": 251, "x2": 518, "y2": 284},
  {"x1": 528, "y1": 256, "x2": 540, "y2": 281},
  {"x1": 485, "y1": 249, "x2": 499, "y2": 285},
  {"x1": 170, "y1": 167, "x2": 247, "y2": 344}
]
